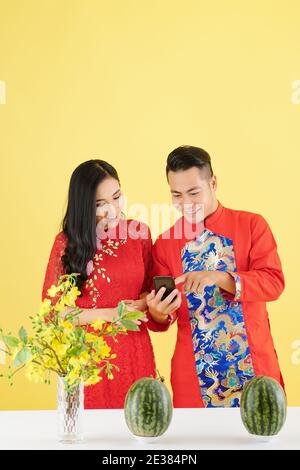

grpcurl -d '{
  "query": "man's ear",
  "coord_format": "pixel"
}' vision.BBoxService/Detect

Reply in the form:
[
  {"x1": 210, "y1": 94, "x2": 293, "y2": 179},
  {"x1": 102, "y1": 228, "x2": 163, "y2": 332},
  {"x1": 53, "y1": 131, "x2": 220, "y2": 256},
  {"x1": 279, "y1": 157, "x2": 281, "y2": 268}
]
[{"x1": 211, "y1": 175, "x2": 217, "y2": 191}]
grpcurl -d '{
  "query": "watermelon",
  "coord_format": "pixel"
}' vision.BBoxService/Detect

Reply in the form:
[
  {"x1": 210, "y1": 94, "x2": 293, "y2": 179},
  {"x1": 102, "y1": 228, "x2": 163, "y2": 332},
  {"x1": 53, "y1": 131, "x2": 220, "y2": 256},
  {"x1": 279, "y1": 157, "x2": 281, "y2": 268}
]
[
  {"x1": 124, "y1": 376, "x2": 173, "y2": 438},
  {"x1": 240, "y1": 376, "x2": 287, "y2": 436}
]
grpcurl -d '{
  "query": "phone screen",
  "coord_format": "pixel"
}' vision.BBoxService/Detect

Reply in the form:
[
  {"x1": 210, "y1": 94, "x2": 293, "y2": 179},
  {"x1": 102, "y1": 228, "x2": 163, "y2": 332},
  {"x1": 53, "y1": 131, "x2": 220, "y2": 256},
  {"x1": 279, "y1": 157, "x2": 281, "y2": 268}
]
[{"x1": 153, "y1": 276, "x2": 176, "y2": 301}]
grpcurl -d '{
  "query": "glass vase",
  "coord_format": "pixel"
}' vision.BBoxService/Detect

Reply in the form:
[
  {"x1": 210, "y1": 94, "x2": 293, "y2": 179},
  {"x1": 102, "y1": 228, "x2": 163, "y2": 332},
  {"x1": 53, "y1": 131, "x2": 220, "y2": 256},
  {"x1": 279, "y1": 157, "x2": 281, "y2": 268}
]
[{"x1": 57, "y1": 376, "x2": 84, "y2": 443}]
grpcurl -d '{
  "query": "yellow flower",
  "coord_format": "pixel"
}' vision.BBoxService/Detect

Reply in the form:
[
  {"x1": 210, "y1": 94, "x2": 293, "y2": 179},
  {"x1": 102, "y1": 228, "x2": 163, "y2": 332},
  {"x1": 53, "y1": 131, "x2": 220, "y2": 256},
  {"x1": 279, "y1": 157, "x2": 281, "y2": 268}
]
[
  {"x1": 47, "y1": 285, "x2": 61, "y2": 298},
  {"x1": 94, "y1": 344, "x2": 111, "y2": 360},
  {"x1": 84, "y1": 375, "x2": 102, "y2": 386},
  {"x1": 71, "y1": 286, "x2": 81, "y2": 297},
  {"x1": 85, "y1": 333, "x2": 99, "y2": 344},
  {"x1": 25, "y1": 362, "x2": 44, "y2": 383},
  {"x1": 92, "y1": 336, "x2": 111, "y2": 359},
  {"x1": 69, "y1": 356, "x2": 81, "y2": 369},
  {"x1": 51, "y1": 339, "x2": 70, "y2": 356},
  {"x1": 63, "y1": 286, "x2": 81, "y2": 307},
  {"x1": 68, "y1": 368, "x2": 81, "y2": 384},
  {"x1": 91, "y1": 319, "x2": 105, "y2": 331},
  {"x1": 106, "y1": 325, "x2": 113, "y2": 333},
  {"x1": 54, "y1": 299, "x2": 66, "y2": 313},
  {"x1": 42, "y1": 355, "x2": 57, "y2": 369},
  {"x1": 59, "y1": 320, "x2": 74, "y2": 332},
  {"x1": 41, "y1": 327, "x2": 56, "y2": 343},
  {"x1": 39, "y1": 299, "x2": 52, "y2": 316},
  {"x1": 78, "y1": 351, "x2": 89, "y2": 365}
]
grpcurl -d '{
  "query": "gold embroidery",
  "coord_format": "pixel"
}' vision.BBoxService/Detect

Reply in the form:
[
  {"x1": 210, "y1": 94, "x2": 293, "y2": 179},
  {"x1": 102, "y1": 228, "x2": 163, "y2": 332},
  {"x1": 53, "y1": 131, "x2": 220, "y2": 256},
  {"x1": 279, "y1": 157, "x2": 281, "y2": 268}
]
[{"x1": 84, "y1": 238, "x2": 127, "y2": 307}]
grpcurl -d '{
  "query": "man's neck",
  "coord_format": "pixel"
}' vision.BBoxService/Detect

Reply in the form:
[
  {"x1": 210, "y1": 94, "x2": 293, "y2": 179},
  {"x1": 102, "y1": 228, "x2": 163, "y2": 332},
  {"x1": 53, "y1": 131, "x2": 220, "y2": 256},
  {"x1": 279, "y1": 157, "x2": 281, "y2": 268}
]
[{"x1": 205, "y1": 199, "x2": 219, "y2": 220}]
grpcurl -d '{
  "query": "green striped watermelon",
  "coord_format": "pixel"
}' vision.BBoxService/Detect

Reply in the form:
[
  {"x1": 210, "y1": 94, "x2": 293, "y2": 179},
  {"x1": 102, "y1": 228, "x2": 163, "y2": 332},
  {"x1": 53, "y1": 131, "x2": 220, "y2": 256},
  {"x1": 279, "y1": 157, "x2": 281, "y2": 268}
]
[
  {"x1": 240, "y1": 376, "x2": 287, "y2": 436},
  {"x1": 124, "y1": 376, "x2": 173, "y2": 437}
]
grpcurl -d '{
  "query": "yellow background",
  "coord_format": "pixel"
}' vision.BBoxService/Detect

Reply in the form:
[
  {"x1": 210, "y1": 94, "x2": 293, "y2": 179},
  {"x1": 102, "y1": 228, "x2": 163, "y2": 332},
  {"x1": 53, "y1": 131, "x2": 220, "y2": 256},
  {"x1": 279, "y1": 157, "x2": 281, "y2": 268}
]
[{"x1": 0, "y1": 0, "x2": 299, "y2": 409}]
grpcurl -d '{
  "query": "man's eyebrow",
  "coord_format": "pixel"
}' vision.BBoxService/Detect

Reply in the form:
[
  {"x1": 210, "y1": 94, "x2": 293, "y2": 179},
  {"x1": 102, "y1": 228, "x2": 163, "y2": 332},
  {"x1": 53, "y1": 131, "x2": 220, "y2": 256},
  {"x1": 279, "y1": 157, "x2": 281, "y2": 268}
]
[
  {"x1": 96, "y1": 189, "x2": 120, "y2": 202},
  {"x1": 171, "y1": 186, "x2": 202, "y2": 194}
]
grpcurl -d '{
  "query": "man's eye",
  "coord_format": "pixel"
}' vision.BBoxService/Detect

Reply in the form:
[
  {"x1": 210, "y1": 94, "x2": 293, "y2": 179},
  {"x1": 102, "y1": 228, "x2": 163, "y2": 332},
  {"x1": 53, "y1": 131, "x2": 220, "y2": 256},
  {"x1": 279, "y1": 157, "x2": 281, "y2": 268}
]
[
  {"x1": 173, "y1": 195, "x2": 181, "y2": 198},
  {"x1": 113, "y1": 195, "x2": 120, "y2": 200},
  {"x1": 191, "y1": 192, "x2": 200, "y2": 196}
]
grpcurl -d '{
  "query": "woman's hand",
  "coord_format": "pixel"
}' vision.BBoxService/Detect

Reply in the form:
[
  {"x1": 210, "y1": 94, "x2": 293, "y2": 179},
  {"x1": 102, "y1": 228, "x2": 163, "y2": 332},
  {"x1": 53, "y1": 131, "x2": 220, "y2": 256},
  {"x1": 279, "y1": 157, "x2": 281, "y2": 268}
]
[
  {"x1": 122, "y1": 299, "x2": 149, "y2": 325},
  {"x1": 123, "y1": 298, "x2": 147, "y2": 312}
]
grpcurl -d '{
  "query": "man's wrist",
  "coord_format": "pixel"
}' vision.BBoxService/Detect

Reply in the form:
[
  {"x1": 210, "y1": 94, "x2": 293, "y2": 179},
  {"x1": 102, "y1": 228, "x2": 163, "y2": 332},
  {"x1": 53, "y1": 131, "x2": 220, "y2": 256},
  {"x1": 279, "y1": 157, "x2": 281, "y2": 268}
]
[
  {"x1": 214, "y1": 270, "x2": 226, "y2": 285},
  {"x1": 149, "y1": 308, "x2": 171, "y2": 325},
  {"x1": 214, "y1": 271, "x2": 237, "y2": 296}
]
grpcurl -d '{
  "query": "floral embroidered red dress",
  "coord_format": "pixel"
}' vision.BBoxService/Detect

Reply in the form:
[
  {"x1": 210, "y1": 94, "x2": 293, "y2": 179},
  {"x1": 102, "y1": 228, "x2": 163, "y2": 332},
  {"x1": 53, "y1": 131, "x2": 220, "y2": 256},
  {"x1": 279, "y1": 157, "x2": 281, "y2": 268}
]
[{"x1": 41, "y1": 219, "x2": 156, "y2": 409}]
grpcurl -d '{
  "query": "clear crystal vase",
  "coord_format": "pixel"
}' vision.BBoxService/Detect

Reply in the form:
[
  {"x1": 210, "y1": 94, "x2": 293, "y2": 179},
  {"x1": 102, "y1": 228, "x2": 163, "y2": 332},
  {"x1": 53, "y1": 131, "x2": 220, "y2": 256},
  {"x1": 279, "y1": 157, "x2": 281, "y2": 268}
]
[{"x1": 57, "y1": 376, "x2": 84, "y2": 443}]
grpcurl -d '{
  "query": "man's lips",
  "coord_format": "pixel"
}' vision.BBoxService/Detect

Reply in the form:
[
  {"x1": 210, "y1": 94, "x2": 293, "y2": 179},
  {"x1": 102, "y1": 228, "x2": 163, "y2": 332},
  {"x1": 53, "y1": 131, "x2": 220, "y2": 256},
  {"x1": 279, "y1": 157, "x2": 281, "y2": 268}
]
[{"x1": 183, "y1": 207, "x2": 203, "y2": 215}]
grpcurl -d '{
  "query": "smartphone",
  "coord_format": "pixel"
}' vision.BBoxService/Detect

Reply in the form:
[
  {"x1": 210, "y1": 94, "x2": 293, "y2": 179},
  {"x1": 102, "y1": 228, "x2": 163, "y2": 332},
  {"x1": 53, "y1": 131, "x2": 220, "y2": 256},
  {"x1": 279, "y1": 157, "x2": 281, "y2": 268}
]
[{"x1": 153, "y1": 276, "x2": 177, "y2": 301}]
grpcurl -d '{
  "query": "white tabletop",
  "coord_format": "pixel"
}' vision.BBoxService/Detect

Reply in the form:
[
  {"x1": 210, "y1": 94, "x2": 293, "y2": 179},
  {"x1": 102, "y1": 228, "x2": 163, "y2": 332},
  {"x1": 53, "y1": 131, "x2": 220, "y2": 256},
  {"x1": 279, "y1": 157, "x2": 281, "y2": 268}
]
[{"x1": 0, "y1": 407, "x2": 299, "y2": 450}]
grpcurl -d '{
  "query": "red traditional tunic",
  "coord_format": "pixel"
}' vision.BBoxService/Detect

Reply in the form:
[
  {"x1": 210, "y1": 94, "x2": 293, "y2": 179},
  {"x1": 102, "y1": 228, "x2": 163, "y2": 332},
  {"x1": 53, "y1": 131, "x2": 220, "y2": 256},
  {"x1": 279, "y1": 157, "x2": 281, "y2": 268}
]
[
  {"x1": 42, "y1": 219, "x2": 156, "y2": 409},
  {"x1": 147, "y1": 201, "x2": 285, "y2": 408}
]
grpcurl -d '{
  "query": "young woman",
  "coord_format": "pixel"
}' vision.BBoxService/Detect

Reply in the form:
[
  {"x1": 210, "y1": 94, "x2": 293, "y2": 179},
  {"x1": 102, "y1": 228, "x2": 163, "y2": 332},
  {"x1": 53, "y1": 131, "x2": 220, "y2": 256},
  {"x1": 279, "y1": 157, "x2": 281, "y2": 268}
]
[{"x1": 41, "y1": 159, "x2": 156, "y2": 408}]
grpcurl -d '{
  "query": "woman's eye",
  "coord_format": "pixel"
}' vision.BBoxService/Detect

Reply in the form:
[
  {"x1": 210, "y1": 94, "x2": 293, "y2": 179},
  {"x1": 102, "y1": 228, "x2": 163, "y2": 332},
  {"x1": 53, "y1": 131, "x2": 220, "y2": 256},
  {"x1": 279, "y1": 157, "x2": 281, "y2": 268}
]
[{"x1": 113, "y1": 195, "x2": 120, "y2": 200}]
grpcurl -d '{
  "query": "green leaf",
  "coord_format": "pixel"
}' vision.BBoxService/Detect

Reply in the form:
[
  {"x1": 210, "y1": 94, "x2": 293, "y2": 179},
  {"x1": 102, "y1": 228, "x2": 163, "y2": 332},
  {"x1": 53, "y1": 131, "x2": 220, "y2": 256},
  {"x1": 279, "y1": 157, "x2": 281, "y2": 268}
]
[
  {"x1": 68, "y1": 346, "x2": 85, "y2": 356},
  {"x1": 19, "y1": 327, "x2": 28, "y2": 344},
  {"x1": 119, "y1": 320, "x2": 140, "y2": 331},
  {"x1": 14, "y1": 348, "x2": 32, "y2": 368},
  {"x1": 117, "y1": 301, "x2": 125, "y2": 318},
  {"x1": 123, "y1": 310, "x2": 144, "y2": 321},
  {"x1": 75, "y1": 328, "x2": 85, "y2": 343},
  {"x1": 2, "y1": 336, "x2": 20, "y2": 348}
]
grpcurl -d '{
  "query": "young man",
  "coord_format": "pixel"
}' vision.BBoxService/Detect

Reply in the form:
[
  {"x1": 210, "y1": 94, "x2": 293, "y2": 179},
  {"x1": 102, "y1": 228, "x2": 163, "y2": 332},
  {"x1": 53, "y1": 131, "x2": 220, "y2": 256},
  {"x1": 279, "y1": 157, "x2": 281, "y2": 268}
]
[{"x1": 146, "y1": 146, "x2": 285, "y2": 408}]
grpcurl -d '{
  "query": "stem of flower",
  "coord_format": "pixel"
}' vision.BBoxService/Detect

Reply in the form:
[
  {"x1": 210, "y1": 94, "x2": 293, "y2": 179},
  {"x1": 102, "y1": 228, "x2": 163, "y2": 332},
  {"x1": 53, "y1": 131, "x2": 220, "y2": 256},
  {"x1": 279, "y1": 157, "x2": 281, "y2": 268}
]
[
  {"x1": 0, "y1": 347, "x2": 11, "y2": 356},
  {"x1": 32, "y1": 359, "x2": 63, "y2": 376},
  {"x1": 9, "y1": 363, "x2": 26, "y2": 378},
  {"x1": 40, "y1": 340, "x2": 67, "y2": 375}
]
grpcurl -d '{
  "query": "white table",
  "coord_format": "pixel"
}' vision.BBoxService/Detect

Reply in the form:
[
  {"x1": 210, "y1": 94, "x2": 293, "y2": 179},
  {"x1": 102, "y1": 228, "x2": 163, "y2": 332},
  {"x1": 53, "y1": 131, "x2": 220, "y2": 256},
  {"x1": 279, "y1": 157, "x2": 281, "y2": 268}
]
[{"x1": 0, "y1": 408, "x2": 299, "y2": 450}]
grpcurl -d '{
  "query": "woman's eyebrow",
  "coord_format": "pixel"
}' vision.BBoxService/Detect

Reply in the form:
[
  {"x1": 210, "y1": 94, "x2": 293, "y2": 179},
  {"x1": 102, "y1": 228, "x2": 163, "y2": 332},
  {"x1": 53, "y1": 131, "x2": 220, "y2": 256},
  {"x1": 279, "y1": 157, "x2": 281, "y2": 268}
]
[{"x1": 96, "y1": 189, "x2": 120, "y2": 202}]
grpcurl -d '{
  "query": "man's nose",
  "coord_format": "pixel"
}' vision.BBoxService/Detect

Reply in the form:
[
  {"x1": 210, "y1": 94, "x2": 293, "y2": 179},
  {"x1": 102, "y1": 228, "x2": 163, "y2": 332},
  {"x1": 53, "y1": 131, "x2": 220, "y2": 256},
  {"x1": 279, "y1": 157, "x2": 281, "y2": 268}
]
[{"x1": 182, "y1": 196, "x2": 193, "y2": 207}]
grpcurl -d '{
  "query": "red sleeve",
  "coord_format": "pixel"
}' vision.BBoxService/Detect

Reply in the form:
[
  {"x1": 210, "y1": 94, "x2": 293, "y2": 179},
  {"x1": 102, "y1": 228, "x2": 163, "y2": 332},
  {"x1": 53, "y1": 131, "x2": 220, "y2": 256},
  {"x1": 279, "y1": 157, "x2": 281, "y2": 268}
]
[
  {"x1": 146, "y1": 238, "x2": 178, "y2": 332},
  {"x1": 41, "y1": 232, "x2": 67, "y2": 301},
  {"x1": 140, "y1": 224, "x2": 153, "y2": 294},
  {"x1": 228, "y1": 215, "x2": 285, "y2": 302}
]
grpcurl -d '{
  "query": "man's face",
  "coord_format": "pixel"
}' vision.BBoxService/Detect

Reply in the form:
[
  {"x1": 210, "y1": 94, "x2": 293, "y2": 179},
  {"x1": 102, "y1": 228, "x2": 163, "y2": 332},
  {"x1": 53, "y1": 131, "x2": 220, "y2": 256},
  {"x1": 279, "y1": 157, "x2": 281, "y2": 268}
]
[{"x1": 168, "y1": 167, "x2": 217, "y2": 223}]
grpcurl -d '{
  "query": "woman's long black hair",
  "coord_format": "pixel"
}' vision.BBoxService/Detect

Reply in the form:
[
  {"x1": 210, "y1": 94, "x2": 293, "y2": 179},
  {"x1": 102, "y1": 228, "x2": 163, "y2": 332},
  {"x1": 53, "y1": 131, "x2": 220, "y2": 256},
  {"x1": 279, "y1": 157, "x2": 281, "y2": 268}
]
[{"x1": 61, "y1": 159, "x2": 120, "y2": 291}]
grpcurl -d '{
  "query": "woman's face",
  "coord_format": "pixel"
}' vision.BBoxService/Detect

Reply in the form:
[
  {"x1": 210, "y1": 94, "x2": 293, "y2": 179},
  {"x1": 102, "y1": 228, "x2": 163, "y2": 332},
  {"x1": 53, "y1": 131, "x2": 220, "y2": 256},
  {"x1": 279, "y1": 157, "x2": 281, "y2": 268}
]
[{"x1": 95, "y1": 177, "x2": 124, "y2": 230}]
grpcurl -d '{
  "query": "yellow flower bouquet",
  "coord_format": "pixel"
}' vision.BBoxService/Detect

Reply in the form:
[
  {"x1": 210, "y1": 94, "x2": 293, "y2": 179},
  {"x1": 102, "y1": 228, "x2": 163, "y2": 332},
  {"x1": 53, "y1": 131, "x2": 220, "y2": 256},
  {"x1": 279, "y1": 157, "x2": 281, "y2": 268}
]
[{"x1": 0, "y1": 273, "x2": 145, "y2": 442}]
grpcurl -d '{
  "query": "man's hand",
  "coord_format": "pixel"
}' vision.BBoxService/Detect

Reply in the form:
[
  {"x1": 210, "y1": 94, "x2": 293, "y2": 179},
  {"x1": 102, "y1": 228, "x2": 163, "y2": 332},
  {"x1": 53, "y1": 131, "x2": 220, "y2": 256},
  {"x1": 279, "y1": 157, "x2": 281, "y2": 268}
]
[
  {"x1": 175, "y1": 271, "x2": 236, "y2": 295},
  {"x1": 146, "y1": 287, "x2": 182, "y2": 324}
]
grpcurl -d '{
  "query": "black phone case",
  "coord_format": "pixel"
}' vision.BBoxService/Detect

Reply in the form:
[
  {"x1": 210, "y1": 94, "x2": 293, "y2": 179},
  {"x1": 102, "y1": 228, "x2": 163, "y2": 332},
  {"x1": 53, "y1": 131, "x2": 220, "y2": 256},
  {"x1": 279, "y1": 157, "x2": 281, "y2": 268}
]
[{"x1": 153, "y1": 276, "x2": 176, "y2": 301}]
